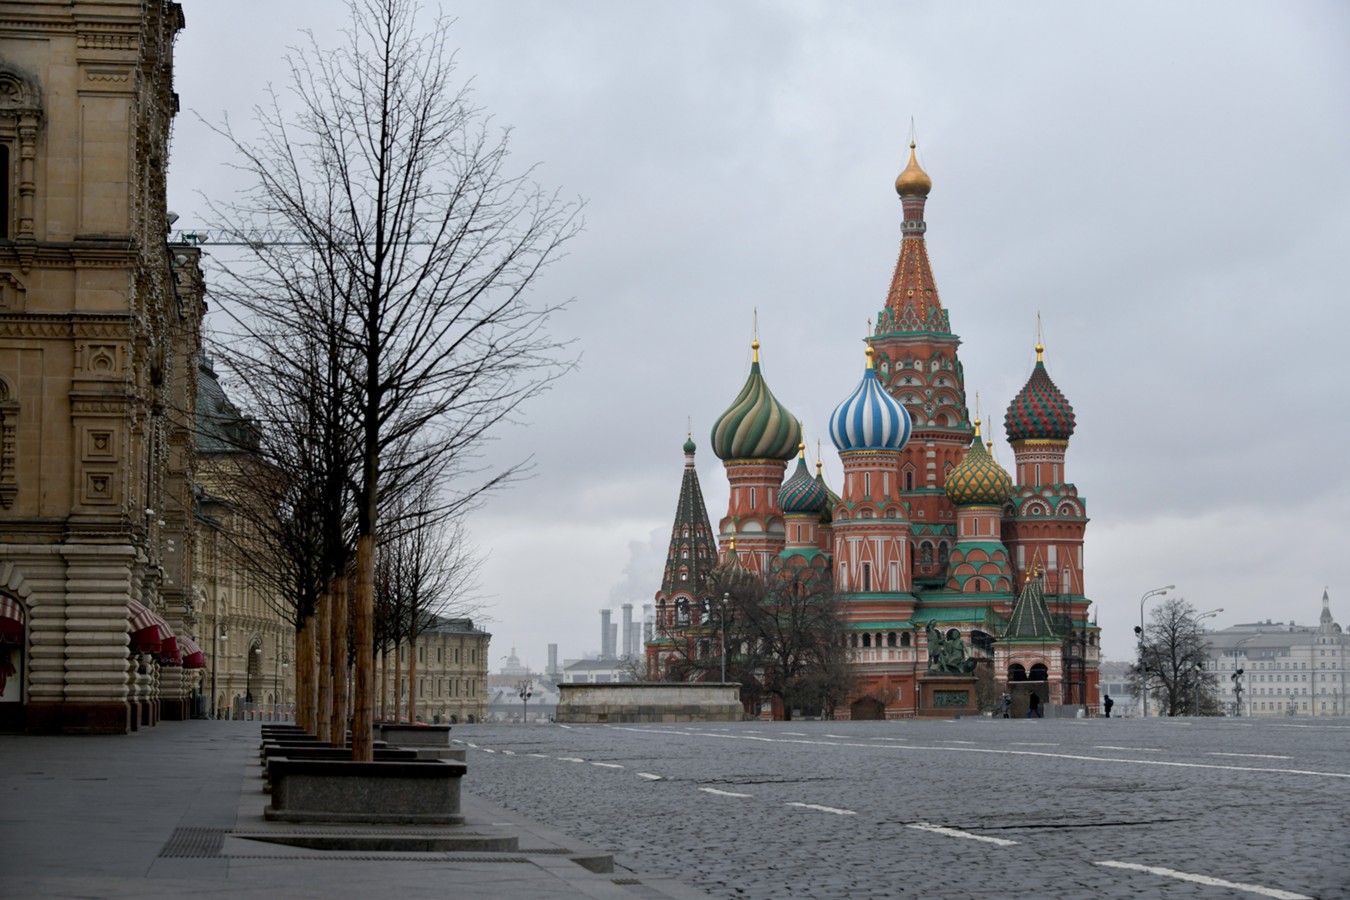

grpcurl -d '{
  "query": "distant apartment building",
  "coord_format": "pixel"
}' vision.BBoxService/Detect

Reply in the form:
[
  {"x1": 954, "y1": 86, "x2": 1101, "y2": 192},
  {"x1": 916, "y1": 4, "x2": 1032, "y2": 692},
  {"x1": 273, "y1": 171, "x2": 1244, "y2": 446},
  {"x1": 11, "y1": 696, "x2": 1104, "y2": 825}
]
[{"x1": 1204, "y1": 592, "x2": 1346, "y2": 717}]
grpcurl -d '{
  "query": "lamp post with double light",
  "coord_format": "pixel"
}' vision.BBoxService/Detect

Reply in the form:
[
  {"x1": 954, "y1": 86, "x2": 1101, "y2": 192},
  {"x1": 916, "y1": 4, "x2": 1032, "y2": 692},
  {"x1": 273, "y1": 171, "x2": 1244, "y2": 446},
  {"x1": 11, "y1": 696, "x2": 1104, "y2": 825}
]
[
  {"x1": 1137, "y1": 585, "x2": 1175, "y2": 717},
  {"x1": 1234, "y1": 634, "x2": 1261, "y2": 716},
  {"x1": 211, "y1": 623, "x2": 227, "y2": 719},
  {"x1": 720, "y1": 592, "x2": 729, "y2": 684}
]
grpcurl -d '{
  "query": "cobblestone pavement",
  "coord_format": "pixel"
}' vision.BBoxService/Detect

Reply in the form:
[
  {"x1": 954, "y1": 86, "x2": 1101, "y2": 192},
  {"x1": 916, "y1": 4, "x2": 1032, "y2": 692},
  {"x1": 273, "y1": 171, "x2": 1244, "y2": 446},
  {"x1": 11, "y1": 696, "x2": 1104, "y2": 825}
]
[{"x1": 455, "y1": 717, "x2": 1350, "y2": 899}]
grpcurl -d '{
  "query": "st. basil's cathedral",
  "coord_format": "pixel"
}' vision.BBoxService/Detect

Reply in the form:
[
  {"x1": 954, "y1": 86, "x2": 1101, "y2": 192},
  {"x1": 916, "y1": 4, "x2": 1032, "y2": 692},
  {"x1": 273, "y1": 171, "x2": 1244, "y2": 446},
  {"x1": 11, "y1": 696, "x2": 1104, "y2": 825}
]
[{"x1": 645, "y1": 144, "x2": 1100, "y2": 719}]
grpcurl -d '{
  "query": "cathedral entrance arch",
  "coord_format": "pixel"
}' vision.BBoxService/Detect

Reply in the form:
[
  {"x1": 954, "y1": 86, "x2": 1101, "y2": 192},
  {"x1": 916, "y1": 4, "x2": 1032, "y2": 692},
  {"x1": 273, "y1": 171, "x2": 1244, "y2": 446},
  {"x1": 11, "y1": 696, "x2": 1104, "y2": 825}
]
[{"x1": 850, "y1": 695, "x2": 885, "y2": 721}]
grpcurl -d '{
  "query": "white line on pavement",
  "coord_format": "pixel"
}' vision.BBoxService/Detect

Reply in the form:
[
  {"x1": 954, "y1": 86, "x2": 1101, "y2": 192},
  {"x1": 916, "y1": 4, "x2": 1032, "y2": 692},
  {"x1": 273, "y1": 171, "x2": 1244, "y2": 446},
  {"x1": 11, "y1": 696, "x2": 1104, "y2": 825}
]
[
  {"x1": 701, "y1": 787, "x2": 753, "y2": 798},
  {"x1": 481, "y1": 748, "x2": 495, "y2": 754},
  {"x1": 1094, "y1": 745, "x2": 1163, "y2": 752},
  {"x1": 605, "y1": 726, "x2": 1350, "y2": 780},
  {"x1": 1209, "y1": 752, "x2": 1293, "y2": 760},
  {"x1": 527, "y1": 753, "x2": 548, "y2": 758},
  {"x1": 786, "y1": 802, "x2": 855, "y2": 815},
  {"x1": 906, "y1": 822, "x2": 1017, "y2": 846},
  {"x1": 591, "y1": 762, "x2": 624, "y2": 769},
  {"x1": 937, "y1": 739, "x2": 976, "y2": 745},
  {"x1": 1095, "y1": 861, "x2": 1310, "y2": 899},
  {"x1": 1010, "y1": 742, "x2": 1058, "y2": 746},
  {"x1": 637, "y1": 773, "x2": 662, "y2": 781},
  {"x1": 501, "y1": 750, "x2": 515, "y2": 755},
  {"x1": 781, "y1": 732, "x2": 807, "y2": 736},
  {"x1": 557, "y1": 756, "x2": 585, "y2": 762}
]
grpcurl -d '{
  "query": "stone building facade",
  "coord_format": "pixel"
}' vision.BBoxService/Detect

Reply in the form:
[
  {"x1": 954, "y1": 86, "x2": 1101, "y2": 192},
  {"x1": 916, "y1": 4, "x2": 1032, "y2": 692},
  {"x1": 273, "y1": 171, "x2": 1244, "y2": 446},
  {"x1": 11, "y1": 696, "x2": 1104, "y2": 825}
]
[
  {"x1": 0, "y1": 1, "x2": 205, "y2": 733},
  {"x1": 384, "y1": 616, "x2": 490, "y2": 724},
  {"x1": 1206, "y1": 591, "x2": 1347, "y2": 717}
]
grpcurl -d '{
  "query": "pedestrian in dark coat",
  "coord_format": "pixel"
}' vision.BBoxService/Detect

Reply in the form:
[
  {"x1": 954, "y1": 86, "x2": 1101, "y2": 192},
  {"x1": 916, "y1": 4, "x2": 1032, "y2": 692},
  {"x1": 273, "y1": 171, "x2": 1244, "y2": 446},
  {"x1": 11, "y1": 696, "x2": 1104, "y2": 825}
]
[
  {"x1": 1103, "y1": 694, "x2": 1114, "y2": 718},
  {"x1": 1027, "y1": 691, "x2": 1042, "y2": 718}
]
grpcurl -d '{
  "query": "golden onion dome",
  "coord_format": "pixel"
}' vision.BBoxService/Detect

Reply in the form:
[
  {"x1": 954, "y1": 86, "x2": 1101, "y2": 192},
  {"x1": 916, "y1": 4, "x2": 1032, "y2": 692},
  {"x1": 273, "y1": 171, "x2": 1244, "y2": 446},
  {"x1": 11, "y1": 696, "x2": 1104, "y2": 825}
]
[{"x1": 895, "y1": 141, "x2": 932, "y2": 198}]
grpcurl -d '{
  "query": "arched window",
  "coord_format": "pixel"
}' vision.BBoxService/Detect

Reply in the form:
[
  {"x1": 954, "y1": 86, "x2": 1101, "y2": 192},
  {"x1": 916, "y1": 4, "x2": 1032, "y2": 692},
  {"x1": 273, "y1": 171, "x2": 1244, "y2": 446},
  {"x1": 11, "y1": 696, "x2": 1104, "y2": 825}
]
[
  {"x1": 937, "y1": 543, "x2": 950, "y2": 566},
  {"x1": 1008, "y1": 664, "x2": 1027, "y2": 682},
  {"x1": 901, "y1": 632, "x2": 912, "y2": 648},
  {"x1": 920, "y1": 543, "x2": 933, "y2": 565},
  {"x1": 887, "y1": 632, "x2": 897, "y2": 648},
  {"x1": 1029, "y1": 663, "x2": 1049, "y2": 681},
  {"x1": 862, "y1": 633, "x2": 872, "y2": 648},
  {"x1": 676, "y1": 599, "x2": 690, "y2": 627}
]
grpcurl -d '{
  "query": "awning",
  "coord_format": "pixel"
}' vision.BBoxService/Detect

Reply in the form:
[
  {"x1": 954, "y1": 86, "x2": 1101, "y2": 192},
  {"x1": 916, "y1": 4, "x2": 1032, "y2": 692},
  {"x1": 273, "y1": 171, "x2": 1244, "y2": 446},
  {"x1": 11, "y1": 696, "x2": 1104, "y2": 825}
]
[
  {"x1": 158, "y1": 635, "x2": 182, "y2": 666},
  {"x1": 179, "y1": 636, "x2": 206, "y2": 669},
  {"x1": 0, "y1": 594, "x2": 23, "y2": 645},
  {"x1": 127, "y1": 599, "x2": 173, "y2": 654}
]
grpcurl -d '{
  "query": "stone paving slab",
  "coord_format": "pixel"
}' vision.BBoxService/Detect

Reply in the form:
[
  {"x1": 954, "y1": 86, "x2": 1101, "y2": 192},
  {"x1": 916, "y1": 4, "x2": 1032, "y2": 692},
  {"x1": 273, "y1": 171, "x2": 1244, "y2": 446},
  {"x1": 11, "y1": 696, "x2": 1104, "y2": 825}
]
[{"x1": 0, "y1": 720, "x2": 709, "y2": 900}]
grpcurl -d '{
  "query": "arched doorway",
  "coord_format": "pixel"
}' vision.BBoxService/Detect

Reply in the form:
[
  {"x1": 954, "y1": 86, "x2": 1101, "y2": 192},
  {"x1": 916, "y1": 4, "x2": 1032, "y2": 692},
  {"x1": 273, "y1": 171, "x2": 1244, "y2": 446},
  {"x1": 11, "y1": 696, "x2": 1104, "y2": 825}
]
[{"x1": 850, "y1": 696, "x2": 885, "y2": 721}]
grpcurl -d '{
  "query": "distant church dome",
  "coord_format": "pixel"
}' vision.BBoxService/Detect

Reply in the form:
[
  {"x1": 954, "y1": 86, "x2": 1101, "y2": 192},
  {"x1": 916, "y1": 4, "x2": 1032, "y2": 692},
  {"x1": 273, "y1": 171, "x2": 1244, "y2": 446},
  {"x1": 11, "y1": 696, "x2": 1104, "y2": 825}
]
[
  {"x1": 945, "y1": 419, "x2": 1013, "y2": 506},
  {"x1": 830, "y1": 345, "x2": 912, "y2": 453},
  {"x1": 895, "y1": 141, "x2": 932, "y2": 198},
  {"x1": 711, "y1": 340, "x2": 801, "y2": 461},
  {"x1": 778, "y1": 446, "x2": 828, "y2": 514},
  {"x1": 1005, "y1": 342, "x2": 1076, "y2": 443}
]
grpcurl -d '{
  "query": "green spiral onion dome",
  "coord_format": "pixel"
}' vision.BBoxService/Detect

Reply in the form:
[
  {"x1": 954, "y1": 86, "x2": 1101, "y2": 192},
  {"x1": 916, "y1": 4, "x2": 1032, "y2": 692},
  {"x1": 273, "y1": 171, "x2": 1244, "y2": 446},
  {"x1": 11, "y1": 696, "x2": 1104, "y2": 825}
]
[
  {"x1": 711, "y1": 340, "x2": 802, "y2": 461},
  {"x1": 778, "y1": 446, "x2": 829, "y2": 514},
  {"x1": 945, "y1": 419, "x2": 1013, "y2": 506},
  {"x1": 1005, "y1": 343, "x2": 1076, "y2": 443}
]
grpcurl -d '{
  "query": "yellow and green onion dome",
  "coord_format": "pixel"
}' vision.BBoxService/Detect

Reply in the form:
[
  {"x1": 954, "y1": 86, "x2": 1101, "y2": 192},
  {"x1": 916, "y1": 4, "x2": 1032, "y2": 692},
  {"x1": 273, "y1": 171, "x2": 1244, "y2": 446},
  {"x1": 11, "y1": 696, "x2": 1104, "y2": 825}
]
[
  {"x1": 1005, "y1": 343, "x2": 1076, "y2": 443},
  {"x1": 945, "y1": 418, "x2": 1013, "y2": 506},
  {"x1": 830, "y1": 345, "x2": 912, "y2": 452},
  {"x1": 778, "y1": 445, "x2": 828, "y2": 515},
  {"x1": 711, "y1": 340, "x2": 802, "y2": 461}
]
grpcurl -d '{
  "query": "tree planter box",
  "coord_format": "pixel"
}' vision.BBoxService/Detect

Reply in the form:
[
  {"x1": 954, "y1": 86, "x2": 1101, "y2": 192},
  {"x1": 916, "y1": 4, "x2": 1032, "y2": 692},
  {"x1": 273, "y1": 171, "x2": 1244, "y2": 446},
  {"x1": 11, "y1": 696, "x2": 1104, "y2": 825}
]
[
  {"x1": 265, "y1": 758, "x2": 467, "y2": 825},
  {"x1": 379, "y1": 723, "x2": 452, "y2": 747}
]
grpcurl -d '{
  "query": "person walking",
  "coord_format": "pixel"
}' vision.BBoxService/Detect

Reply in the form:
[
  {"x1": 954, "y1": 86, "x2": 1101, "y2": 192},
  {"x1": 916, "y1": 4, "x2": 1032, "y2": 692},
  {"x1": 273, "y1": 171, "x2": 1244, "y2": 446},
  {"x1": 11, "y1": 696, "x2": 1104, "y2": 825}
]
[
  {"x1": 1103, "y1": 694, "x2": 1114, "y2": 718},
  {"x1": 1027, "y1": 691, "x2": 1042, "y2": 718},
  {"x1": 1000, "y1": 692, "x2": 1012, "y2": 719}
]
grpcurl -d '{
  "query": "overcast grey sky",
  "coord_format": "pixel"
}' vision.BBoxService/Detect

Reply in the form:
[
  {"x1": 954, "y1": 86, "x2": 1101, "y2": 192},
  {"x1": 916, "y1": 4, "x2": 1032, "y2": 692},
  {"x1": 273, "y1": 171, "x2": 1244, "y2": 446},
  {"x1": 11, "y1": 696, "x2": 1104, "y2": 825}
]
[{"x1": 170, "y1": 1, "x2": 1350, "y2": 668}]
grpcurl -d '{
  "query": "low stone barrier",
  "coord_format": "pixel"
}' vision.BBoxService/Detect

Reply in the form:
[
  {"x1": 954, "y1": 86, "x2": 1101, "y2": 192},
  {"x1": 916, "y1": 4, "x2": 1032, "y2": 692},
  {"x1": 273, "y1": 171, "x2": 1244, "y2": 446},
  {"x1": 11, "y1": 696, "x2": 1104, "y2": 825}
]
[
  {"x1": 555, "y1": 683, "x2": 742, "y2": 723},
  {"x1": 265, "y1": 758, "x2": 466, "y2": 825},
  {"x1": 379, "y1": 723, "x2": 452, "y2": 747}
]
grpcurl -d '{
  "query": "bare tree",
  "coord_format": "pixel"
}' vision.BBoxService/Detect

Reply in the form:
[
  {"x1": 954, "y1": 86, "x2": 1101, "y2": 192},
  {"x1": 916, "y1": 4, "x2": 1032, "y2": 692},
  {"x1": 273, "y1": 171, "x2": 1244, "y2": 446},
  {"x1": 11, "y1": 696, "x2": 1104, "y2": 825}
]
[
  {"x1": 1129, "y1": 598, "x2": 1221, "y2": 716},
  {"x1": 374, "y1": 484, "x2": 482, "y2": 723},
  {"x1": 207, "y1": 0, "x2": 579, "y2": 758},
  {"x1": 654, "y1": 563, "x2": 853, "y2": 720}
]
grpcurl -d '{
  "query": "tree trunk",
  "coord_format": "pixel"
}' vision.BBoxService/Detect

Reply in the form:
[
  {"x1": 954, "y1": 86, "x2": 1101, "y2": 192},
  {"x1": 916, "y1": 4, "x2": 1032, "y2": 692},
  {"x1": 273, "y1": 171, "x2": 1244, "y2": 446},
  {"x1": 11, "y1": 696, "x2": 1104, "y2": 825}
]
[
  {"x1": 296, "y1": 615, "x2": 313, "y2": 732},
  {"x1": 316, "y1": 591, "x2": 333, "y2": 743},
  {"x1": 350, "y1": 534, "x2": 375, "y2": 760},
  {"x1": 378, "y1": 647, "x2": 387, "y2": 722},
  {"x1": 407, "y1": 638, "x2": 418, "y2": 724},
  {"x1": 331, "y1": 576, "x2": 349, "y2": 745}
]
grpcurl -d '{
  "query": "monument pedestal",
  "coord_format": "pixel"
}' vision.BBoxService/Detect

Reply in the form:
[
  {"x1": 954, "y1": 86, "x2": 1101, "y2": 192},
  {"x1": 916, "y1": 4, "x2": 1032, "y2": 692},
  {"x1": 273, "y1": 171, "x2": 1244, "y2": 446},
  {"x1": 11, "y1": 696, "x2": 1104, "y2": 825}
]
[{"x1": 917, "y1": 675, "x2": 978, "y2": 718}]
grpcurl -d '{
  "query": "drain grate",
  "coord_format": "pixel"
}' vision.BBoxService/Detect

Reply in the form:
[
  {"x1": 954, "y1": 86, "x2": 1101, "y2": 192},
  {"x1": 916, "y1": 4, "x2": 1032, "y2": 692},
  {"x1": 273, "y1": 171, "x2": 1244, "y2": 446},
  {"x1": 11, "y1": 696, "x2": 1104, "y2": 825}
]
[{"x1": 160, "y1": 827, "x2": 230, "y2": 858}]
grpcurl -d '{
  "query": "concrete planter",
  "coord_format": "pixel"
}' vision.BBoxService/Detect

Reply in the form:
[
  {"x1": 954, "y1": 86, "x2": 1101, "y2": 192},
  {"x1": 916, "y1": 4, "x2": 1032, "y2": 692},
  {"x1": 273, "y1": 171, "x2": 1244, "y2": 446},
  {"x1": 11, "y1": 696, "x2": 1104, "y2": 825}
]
[
  {"x1": 556, "y1": 683, "x2": 742, "y2": 723},
  {"x1": 264, "y1": 758, "x2": 466, "y2": 825},
  {"x1": 379, "y1": 723, "x2": 452, "y2": 747}
]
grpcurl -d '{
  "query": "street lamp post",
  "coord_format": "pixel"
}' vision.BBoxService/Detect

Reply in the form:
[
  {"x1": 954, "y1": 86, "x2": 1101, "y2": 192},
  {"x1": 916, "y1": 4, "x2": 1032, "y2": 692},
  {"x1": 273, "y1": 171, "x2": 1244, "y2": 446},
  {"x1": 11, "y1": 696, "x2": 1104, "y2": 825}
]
[
  {"x1": 211, "y1": 623, "x2": 227, "y2": 719},
  {"x1": 281, "y1": 653, "x2": 290, "y2": 718},
  {"x1": 518, "y1": 682, "x2": 532, "y2": 723},
  {"x1": 246, "y1": 645, "x2": 261, "y2": 716},
  {"x1": 720, "y1": 592, "x2": 729, "y2": 684},
  {"x1": 1138, "y1": 585, "x2": 1175, "y2": 717},
  {"x1": 1234, "y1": 634, "x2": 1261, "y2": 716}
]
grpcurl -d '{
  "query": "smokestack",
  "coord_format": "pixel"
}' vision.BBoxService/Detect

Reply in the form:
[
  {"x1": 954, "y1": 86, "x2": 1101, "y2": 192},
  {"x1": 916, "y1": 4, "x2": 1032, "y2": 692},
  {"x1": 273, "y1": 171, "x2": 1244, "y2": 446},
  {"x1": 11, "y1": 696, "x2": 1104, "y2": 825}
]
[
  {"x1": 600, "y1": 609, "x2": 613, "y2": 659},
  {"x1": 548, "y1": 643, "x2": 558, "y2": 675},
  {"x1": 608, "y1": 623, "x2": 619, "y2": 660},
  {"x1": 621, "y1": 603, "x2": 634, "y2": 657},
  {"x1": 642, "y1": 604, "x2": 654, "y2": 646}
]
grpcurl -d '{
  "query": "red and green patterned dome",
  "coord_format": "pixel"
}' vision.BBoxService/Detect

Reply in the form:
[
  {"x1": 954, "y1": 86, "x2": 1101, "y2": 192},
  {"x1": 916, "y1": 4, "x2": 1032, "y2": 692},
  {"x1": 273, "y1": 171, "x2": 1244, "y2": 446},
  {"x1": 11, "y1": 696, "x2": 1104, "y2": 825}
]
[
  {"x1": 711, "y1": 340, "x2": 801, "y2": 461},
  {"x1": 945, "y1": 419, "x2": 1013, "y2": 506},
  {"x1": 1005, "y1": 343, "x2": 1075, "y2": 443}
]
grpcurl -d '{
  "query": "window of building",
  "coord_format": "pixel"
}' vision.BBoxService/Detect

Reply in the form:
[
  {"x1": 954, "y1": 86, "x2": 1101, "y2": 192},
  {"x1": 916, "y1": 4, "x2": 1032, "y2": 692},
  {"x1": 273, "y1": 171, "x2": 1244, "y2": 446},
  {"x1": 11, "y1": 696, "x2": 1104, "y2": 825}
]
[
  {"x1": 862, "y1": 563, "x2": 871, "y2": 592},
  {"x1": 1, "y1": 144, "x2": 9, "y2": 240}
]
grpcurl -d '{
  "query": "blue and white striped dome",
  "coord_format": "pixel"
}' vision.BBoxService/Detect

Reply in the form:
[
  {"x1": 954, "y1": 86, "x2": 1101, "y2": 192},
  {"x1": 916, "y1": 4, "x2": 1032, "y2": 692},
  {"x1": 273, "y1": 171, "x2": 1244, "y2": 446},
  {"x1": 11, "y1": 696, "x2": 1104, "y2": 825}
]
[{"x1": 830, "y1": 346, "x2": 912, "y2": 452}]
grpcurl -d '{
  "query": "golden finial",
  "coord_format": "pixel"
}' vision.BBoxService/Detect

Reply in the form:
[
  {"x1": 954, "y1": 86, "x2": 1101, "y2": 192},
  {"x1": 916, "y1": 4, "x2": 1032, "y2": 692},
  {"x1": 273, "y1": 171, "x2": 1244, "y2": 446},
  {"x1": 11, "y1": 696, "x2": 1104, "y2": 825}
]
[
  {"x1": 973, "y1": 416, "x2": 982, "y2": 439},
  {"x1": 895, "y1": 139, "x2": 932, "y2": 197},
  {"x1": 798, "y1": 442, "x2": 806, "y2": 459},
  {"x1": 1035, "y1": 312, "x2": 1044, "y2": 362},
  {"x1": 751, "y1": 309, "x2": 761, "y2": 363},
  {"x1": 729, "y1": 535, "x2": 737, "y2": 552},
  {"x1": 815, "y1": 439, "x2": 823, "y2": 475},
  {"x1": 865, "y1": 343, "x2": 875, "y2": 369}
]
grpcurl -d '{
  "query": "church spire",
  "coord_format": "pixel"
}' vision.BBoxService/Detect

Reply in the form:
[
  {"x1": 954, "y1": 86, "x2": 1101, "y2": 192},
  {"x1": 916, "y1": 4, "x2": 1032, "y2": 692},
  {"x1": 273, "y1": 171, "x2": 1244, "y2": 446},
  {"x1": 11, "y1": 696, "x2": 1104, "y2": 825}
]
[
  {"x1": 878, "y1": 140, "x2": 948, "y2": 336},
  {"x1": 659, "y1": 435, "x2": 719, "y2": 600}
]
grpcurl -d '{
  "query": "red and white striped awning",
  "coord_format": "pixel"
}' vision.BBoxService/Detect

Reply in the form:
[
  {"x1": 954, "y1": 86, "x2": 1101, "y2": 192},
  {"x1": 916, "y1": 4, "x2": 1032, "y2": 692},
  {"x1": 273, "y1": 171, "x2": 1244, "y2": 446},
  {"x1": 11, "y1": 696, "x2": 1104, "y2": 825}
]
[
  {"x1": 179, "y1": 636, "x2": 206, "y2": 669},
  {"x1": 127, "y1": 599, "x2": 173, "y2": 653},
  {"x1": 0, "y1": 594, "x2": 23, "y2": 644}
]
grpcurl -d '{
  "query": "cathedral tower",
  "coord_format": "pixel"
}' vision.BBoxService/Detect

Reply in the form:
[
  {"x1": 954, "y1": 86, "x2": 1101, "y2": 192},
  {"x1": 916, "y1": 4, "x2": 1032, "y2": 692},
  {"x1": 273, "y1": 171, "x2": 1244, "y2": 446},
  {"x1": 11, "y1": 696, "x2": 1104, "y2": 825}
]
[
  {"x1": 868, "y1": 144, "x2": 972, "y2": 587},
  {"x1": 710, "y1": 340, "x2": 801, "y2": 574}
]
